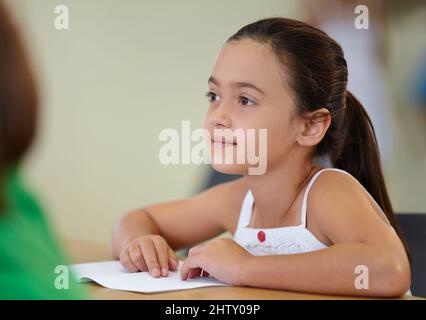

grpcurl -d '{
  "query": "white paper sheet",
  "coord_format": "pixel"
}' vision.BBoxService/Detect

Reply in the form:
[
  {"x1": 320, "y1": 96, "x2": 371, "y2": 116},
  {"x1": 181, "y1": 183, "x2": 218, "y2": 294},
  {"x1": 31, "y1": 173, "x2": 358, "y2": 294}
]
[{"x1": 70, "y1": 260, "x2": 227, "y2": 293}]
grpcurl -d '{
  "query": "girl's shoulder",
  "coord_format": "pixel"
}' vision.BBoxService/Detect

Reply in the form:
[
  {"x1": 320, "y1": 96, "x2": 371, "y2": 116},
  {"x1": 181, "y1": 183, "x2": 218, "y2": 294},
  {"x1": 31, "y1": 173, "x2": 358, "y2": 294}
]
[
  {"x1": 307, "y1": 169, "x2": 394, "y2": 244},
  {"x1": 311, "y1": 168, "x2": 360, "y2": 196},
  {"x1": 309, "y1": 168, "x2": 373, "y2": 203}
]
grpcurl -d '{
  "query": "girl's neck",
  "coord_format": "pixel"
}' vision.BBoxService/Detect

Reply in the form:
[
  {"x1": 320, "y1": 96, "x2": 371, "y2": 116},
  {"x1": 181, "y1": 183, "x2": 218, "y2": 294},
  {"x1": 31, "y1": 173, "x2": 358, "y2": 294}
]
[{"x1": 245, "y1": 156, "x2": 318, "y2": 227}]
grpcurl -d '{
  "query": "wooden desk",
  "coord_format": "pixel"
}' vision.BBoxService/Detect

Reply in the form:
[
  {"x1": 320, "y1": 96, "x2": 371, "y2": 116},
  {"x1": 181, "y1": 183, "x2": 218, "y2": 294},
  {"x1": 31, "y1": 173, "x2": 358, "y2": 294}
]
[{"x1": 64, "y1": 238, "x2": 422, "y2": 300}]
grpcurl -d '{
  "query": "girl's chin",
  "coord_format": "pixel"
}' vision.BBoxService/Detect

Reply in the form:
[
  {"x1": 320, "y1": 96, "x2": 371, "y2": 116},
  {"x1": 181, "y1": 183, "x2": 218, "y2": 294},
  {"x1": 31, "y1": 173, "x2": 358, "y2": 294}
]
[{"x1": 211, "y1": 163, "x2": 248, "y2": 175}]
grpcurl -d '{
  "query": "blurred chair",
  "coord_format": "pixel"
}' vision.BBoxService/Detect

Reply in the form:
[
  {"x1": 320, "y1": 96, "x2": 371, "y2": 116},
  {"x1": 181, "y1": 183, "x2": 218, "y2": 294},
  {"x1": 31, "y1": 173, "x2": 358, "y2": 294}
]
[
  {"x1": 396, "y1": 213, "x2": 426, "y2": 297},
  {"x1": 203, "y1": 170, "x2": 241, "y2": 190}
]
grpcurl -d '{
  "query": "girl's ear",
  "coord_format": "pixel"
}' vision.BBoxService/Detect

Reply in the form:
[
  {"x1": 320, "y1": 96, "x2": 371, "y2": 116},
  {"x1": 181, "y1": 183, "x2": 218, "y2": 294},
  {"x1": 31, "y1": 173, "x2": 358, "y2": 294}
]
[{"x1": 296, "y1": 108, "x2": 331, "y2": 147}]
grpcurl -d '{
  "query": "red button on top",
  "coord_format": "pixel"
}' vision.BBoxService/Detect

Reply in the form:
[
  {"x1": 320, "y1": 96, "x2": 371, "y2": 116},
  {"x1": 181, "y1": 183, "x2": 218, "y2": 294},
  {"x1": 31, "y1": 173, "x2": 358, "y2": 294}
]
[{"x1": 257, "y1": 230, "x2": 266, "y2": 243}]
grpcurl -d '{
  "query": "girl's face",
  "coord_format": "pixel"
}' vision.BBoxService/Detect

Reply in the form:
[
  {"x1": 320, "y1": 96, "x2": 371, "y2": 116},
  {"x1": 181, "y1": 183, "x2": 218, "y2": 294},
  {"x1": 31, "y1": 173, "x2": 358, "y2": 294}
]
[{"x1": 204, "y1": 38, "x2": 304, "y2": 175}]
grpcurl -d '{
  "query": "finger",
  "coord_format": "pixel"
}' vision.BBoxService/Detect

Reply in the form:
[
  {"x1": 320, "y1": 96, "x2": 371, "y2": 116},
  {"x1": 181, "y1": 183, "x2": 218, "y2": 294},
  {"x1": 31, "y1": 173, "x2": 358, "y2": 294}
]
[
  {"x1": 153, "y1": 238, "x2": 170, "y2": 277},
  {"x1": 120, "y1": 250, "x2": 139, "y2": 273},
  {"x1": 129, "y1": 245, "x2": 147, "y2": 272},
  {"x1": 140, "y1": 241, "x2": 161, "y2": 277},
  {"x1": 180, "y1": 256, "x2": 202, "y2": 280},
  {"x1": 180, "y1": 258, "x2": 190, "y2": 280},
  {"x1": 168, "y1": 248, "x2": 179, "y2": 271}
]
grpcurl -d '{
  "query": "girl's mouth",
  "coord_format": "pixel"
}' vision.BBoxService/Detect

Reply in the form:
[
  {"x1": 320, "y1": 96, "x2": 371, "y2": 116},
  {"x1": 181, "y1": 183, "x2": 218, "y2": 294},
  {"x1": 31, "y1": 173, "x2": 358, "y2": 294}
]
[{"x1": 211, "y1": 137, "x2": 237, "y2": 146}]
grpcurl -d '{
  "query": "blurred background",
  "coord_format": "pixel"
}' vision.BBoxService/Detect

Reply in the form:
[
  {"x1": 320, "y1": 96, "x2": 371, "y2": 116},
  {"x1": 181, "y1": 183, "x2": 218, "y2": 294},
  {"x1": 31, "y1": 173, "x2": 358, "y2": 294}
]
[{"x1": 3, "y1": 0, "x2": 426, "y2": 244}]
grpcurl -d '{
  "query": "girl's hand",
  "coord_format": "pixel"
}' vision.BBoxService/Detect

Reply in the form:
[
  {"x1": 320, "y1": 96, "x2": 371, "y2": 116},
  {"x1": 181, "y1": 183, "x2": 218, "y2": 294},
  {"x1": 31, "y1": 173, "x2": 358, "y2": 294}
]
[
  {"x1": 180, "y1": 238, "x2": 251, "y2": 285},
  {"x1": 119, "y1": 234, "x2": 179, "y2": 277}
]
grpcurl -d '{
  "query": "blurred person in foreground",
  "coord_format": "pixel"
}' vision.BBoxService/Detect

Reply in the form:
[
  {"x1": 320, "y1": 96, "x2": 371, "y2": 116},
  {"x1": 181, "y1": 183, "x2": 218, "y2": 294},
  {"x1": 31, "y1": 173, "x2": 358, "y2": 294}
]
[{"x1": 0, "y1": 2, "x2": 87, "y2": 299}]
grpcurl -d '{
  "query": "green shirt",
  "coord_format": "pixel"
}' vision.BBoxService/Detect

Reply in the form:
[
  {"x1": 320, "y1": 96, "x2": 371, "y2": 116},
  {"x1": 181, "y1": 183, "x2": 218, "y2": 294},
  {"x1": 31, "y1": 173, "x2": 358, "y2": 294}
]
[{"x1": 0, "y1": 167, "x2": 88, "y2": 299}]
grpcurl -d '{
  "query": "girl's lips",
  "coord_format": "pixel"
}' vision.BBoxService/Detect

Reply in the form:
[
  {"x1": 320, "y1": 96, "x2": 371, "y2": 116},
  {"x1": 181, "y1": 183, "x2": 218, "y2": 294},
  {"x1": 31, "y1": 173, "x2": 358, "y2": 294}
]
[{"x1": 211, "y1": 138, "x2": 237, "y2": 145}]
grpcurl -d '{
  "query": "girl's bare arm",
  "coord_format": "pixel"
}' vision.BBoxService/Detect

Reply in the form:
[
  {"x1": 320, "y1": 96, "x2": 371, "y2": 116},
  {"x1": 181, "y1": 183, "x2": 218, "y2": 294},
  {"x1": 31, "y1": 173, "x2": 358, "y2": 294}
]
[{"x1": 112, "y1": 177, "x2": 248, "y2": 257}]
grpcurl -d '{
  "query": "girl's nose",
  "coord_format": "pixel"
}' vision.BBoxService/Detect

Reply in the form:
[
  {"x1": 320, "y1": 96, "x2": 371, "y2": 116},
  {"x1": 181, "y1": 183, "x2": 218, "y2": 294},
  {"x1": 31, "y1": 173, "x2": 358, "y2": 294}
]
[{"x1": 209, "y1": 104, "x2": 232, "y2": 129}]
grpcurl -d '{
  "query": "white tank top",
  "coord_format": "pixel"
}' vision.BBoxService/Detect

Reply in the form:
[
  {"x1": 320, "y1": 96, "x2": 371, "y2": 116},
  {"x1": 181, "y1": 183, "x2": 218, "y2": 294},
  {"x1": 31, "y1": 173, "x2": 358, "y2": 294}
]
[{"x1": 233, "y1": 168, "x2": 393, "y2": 256}]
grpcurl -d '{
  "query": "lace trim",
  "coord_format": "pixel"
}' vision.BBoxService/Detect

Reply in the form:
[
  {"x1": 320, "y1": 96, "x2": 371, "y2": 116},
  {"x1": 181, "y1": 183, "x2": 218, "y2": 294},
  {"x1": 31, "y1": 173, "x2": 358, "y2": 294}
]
[{"x1": 234, "y1": 231, "x2": 327, "y2": 256}]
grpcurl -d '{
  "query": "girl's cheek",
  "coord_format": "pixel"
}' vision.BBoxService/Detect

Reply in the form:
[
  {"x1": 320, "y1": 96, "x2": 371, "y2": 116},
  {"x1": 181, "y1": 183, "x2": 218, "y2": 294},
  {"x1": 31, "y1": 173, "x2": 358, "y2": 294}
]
[
  {"x1": 203, "y1": 118, "x2": 209, "y2": 130},
  {"x1": 203, "y1": 112, "x2": 213, "y2": 129}
]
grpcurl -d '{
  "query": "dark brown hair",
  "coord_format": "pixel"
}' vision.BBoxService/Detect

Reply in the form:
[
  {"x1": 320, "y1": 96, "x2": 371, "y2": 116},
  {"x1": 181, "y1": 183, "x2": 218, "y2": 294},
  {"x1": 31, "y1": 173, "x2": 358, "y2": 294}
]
[
  {"x1": 227, "y1": 17, "x2": 410, "y2": 259},
  {"x1": 0, "y1": 2, "x2": 38, "y2": 208}
]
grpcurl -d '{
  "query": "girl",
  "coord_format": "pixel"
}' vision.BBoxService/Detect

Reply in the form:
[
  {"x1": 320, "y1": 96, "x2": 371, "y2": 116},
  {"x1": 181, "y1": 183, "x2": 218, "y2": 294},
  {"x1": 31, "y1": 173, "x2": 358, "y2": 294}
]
[{"x1": 112, "y1": 18, "x2": 411, "y2": 297}]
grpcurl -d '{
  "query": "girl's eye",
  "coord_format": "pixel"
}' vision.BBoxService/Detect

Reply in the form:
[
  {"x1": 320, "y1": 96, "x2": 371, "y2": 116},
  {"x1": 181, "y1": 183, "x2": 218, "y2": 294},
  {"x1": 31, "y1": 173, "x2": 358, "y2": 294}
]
[
  {"x1": 205, "y1": 92, "x2": 220, "y2": 103},
  {"x1": 239, "y1": 96, "x2": 255, "y2": 106}
]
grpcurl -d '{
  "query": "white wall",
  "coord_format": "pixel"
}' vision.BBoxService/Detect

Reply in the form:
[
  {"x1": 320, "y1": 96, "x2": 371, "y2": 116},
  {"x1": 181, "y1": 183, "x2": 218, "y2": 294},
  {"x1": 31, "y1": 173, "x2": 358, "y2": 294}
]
[{"x1": 4, "y1": 0, "x2": 301, "y2": 243}]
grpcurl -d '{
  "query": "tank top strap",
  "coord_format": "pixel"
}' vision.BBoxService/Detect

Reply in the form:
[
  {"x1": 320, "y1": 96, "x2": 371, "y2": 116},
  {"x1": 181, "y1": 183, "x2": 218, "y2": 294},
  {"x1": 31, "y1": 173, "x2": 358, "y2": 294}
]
[{"x1": 300, "y1": 168, "x2": 351, "y2": 227}]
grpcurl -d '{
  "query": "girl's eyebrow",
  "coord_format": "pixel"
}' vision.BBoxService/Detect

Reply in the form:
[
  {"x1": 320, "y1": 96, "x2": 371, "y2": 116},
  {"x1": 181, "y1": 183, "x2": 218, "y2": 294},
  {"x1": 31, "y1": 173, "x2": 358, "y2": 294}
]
[{"x1": 208, "y1": 76, "x2": 265, "y2": 96}]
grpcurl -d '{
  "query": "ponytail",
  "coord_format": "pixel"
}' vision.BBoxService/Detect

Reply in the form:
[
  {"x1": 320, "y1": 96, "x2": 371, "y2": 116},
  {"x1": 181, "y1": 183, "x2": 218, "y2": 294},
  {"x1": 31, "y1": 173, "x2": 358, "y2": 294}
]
[
  {"x1": 335, "y1": 91, "x2": 384, "y2": 208},
  {"x1": 335, "y1": 91, "x2": 410, "y2": 260}
]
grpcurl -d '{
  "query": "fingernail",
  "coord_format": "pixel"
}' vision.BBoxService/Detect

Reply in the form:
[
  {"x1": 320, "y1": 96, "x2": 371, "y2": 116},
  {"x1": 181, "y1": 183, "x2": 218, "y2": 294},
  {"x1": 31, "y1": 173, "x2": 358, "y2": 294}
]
[
  {"x1": 161, "y1": 267, "x2": 168, "y2": 277},
  {"x1": 150, "y1": 268, "x2": 160, "y2": 277}
]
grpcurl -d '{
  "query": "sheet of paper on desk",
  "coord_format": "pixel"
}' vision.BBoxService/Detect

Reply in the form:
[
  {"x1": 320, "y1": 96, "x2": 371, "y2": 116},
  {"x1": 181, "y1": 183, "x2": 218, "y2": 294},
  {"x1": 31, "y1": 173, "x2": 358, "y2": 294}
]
[{"x1": 70, "y1": 260, "x2": 228, "y2": 293}]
